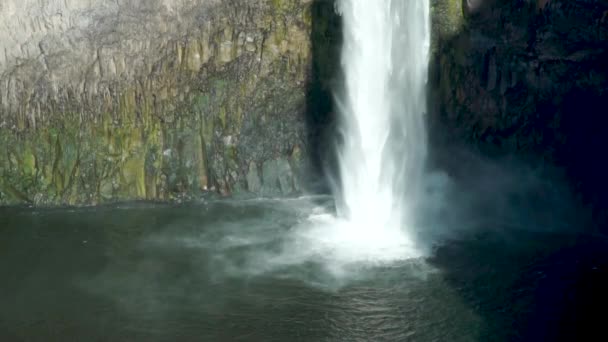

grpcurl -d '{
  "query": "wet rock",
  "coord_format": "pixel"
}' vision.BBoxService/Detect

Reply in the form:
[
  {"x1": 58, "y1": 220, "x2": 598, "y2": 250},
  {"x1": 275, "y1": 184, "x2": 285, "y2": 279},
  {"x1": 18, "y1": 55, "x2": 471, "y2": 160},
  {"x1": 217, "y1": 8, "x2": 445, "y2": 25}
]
[
  {"x1": 246, "y1": 161, "x2": 262, "y2": 193},
  {"x1": 261, "y1": 158, "x2": 296, "y2": 196}
]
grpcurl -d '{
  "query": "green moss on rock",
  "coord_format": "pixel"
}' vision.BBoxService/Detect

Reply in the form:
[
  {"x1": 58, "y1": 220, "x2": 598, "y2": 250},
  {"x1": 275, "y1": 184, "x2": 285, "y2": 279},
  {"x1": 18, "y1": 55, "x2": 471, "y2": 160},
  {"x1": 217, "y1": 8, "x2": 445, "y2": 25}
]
[{"x1": 0, "y1": 0, "x2": 313, "y2": 206}]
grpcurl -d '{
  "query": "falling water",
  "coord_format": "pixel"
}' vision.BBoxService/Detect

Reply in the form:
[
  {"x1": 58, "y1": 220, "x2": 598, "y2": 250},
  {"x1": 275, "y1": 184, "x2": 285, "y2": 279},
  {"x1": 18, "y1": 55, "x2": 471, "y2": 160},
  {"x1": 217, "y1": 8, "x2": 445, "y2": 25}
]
[{"x1": 330, "y1": 0, "x2": 431, "y2": 259}]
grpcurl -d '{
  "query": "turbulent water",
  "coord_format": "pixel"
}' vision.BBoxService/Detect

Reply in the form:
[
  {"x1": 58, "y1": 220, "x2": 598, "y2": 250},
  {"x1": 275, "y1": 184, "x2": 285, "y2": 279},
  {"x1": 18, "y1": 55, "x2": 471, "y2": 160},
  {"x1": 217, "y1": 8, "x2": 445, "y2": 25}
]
[
  {"x1": 331, "y1": 0, "x2": 430, "y2": 259},
  {"x1": 0, "y1": 200, "x2": 602, "y2": 341}
]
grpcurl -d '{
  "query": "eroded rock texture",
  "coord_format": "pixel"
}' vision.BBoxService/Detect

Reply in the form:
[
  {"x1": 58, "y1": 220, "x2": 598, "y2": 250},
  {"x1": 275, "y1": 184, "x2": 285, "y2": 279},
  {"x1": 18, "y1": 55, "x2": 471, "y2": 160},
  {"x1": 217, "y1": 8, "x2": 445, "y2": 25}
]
[{"x1": 0, "y1": 0, "x2": 313, "y2": 205}]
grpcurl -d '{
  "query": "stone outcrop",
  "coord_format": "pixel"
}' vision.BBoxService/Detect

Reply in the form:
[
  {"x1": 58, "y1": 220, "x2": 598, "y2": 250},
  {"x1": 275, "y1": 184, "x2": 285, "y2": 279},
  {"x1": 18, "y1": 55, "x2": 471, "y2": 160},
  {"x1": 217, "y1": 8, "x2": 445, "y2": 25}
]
[
  {"x1": 429, "y1": 0, "x2": 608, "y2": 227},
  {"x1": 0, "y1": 0, "x2": 313, "y2": 205}
]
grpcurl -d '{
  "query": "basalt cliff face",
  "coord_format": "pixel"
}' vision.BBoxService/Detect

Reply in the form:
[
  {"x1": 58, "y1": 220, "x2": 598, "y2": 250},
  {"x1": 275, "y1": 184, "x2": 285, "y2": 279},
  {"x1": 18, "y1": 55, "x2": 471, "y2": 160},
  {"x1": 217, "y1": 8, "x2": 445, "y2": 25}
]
[
  {"x1": 0, "y1": 0, "x2": 313, "y2": 205},
  {"x1": 3, "y1": 0, "x2": 607, "y2": 213},
  {"x1": 430, "y1": 0, "x2": 608, "y2": 228}
]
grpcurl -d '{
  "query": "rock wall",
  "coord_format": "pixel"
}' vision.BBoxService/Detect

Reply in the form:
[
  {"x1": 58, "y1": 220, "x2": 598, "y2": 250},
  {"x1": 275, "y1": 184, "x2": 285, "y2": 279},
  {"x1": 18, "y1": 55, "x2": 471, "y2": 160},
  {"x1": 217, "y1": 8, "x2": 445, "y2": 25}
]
[
  {"x1": 0, "y1": 0, "x2": 313, "y2": 205},
  {"x1": 429, "y1": 0, "x2": 608, "y2": 226}
]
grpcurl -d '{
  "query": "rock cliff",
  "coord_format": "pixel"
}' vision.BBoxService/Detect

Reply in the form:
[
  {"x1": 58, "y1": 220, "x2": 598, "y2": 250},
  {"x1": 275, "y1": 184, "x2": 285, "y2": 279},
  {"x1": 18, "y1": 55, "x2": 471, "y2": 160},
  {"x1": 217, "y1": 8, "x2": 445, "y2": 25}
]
[
  {"x1": 429, "y1": 0, "x2": 608, "y2": 228},
  {"x1": 0, "y1": 0, "x2": 313, "y2": 205},
  {"x1": 4, "y1": 0, "x2": 606, "y2": 216}
]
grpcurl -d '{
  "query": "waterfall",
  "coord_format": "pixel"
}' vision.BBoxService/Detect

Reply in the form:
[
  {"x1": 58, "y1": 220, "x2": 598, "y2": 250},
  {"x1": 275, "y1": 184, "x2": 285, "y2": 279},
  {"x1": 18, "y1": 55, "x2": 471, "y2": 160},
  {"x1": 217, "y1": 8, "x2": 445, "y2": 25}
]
[
  {"x1": 290, "y1": 0, "x2": 430, "y2": 265},
  {"x1": 332, "y1": 0, "x2": 430, "y2": 254}
]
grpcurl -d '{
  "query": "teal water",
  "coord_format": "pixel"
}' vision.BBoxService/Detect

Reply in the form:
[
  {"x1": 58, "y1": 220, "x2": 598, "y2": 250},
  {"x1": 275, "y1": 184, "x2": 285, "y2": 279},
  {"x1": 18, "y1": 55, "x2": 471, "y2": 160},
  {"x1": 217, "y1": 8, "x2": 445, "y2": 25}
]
[{"x1": 0, "y1": 198, "x2": 606, "y2": 341}]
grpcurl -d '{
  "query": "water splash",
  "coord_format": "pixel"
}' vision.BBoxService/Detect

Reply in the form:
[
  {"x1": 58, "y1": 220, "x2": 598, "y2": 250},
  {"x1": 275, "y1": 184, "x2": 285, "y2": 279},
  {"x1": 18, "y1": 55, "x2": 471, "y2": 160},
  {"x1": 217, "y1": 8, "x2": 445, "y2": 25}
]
[{"x1": 324, "y1": 0, "x2": 431, "y2": 261}]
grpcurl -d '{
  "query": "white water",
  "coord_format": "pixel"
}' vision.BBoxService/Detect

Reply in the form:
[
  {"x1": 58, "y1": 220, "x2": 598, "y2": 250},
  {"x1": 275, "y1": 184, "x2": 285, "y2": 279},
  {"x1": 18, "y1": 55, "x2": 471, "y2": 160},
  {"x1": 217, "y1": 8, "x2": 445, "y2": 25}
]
[
  {"x1": 325, "y1": 0, "x2": 431, "y2": 261},
  {"x1": 266, "y1": 0, "x2": 431, "y2": 268}
]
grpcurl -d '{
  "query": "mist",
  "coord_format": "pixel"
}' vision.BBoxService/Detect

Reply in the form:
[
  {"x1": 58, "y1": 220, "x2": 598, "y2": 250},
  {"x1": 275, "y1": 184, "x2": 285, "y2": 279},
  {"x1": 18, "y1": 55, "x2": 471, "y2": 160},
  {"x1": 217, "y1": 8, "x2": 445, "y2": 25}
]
[{"x1": 415, "y1": 144, "x2": 592, "y2": 248}]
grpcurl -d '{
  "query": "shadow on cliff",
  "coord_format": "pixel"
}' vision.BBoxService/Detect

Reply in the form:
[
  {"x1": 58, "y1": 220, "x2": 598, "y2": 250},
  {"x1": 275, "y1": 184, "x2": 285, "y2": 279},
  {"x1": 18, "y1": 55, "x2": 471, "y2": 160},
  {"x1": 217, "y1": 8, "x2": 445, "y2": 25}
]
[
  {"x1": 303, "y1": 0, "x2": 342, "y2": 194},
  {"x1": 425, "y1": 0, "x2": 608, "y2": 340},
  {"x1": 427, "y1": 0, "x2": 608, "y2": 232}
]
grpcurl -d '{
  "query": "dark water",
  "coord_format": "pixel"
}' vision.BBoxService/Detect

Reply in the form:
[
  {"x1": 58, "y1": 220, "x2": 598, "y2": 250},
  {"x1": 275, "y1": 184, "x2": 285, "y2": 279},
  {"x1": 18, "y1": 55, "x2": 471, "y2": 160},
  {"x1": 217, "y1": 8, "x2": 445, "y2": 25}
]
[{"x1": 1, "y1": 198, "x2": 607, "y2": 341}]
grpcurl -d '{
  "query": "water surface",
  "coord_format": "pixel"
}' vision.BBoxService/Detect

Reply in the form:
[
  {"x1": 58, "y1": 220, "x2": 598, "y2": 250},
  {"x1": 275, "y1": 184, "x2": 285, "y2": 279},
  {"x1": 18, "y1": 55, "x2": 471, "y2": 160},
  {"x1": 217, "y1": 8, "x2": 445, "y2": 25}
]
[{"x1": 1, "y1": 198, "x2": 606, "y2": 341}]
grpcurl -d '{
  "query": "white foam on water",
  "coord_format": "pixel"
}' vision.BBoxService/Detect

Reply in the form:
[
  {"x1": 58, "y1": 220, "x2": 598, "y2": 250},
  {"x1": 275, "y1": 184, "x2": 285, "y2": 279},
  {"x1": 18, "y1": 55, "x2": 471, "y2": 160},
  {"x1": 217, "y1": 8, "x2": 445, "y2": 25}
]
[{"x1": 294, "y1": 212, "x2": 420, "y2": 265}]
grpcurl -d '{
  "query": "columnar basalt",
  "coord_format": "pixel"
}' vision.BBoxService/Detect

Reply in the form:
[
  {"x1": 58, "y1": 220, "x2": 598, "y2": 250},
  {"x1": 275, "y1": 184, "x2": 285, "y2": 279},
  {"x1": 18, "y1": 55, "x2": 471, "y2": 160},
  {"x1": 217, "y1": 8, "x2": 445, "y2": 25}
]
[{"x1": 0, "y1": 0, "x2": 313, "y2": 205}]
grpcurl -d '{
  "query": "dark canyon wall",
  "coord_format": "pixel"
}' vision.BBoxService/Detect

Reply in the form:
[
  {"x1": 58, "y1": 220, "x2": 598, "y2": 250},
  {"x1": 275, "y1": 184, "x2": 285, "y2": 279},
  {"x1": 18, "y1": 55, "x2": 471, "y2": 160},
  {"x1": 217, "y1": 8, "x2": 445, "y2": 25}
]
[
  {"x1": 2, "y1": 0, "x2": 606, "y2": 212},
  {"x1": 429, "y1": 0, "x2": 608, "y2": 228},
  {"x1": 0, "y1": 0, "x2": 314, "y2": 205}
]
